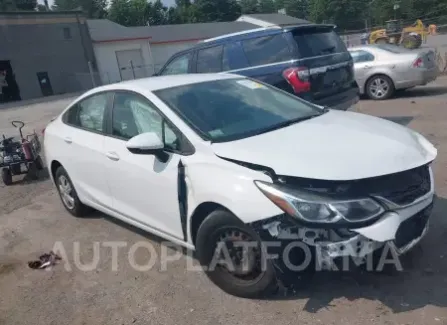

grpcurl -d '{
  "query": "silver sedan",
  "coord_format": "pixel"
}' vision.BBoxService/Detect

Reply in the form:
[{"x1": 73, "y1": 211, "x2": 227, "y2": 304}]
[{"x1": 348, "y1": 44, "x2": 438, "y2": 100}]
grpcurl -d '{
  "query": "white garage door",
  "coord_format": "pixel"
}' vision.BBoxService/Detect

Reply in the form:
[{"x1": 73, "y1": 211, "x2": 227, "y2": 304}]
[{"x1": 115, "y1": 49, "x2": 147, "y2": 81}]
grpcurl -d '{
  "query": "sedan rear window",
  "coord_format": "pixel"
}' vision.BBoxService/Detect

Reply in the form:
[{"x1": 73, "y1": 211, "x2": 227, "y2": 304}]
[
  {"x1": 154, "y1": 78, "x2": 321, "y2": 142},
  {"x1": 291, "y1": 27, "x2": 347, "y2": 58}
]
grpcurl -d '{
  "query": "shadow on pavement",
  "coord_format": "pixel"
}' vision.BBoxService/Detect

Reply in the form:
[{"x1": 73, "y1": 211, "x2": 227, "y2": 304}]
[
  {"x1": 380, "y1": 116, "x2": 414, "y2": 126},
  {"x1": 269, "y1": 195, "x2": 447, "y2": 314},
  {"x1": 395, "y1": 86, "x2": 447, "y2": 98},
  {"x1": 94, "y1": 188, "x2": 447, "y2": 314}
]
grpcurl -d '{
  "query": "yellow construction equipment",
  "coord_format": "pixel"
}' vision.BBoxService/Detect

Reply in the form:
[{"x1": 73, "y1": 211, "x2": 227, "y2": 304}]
[{"x1": 368, "y1": 19, "x2": 433, "y2": 49}]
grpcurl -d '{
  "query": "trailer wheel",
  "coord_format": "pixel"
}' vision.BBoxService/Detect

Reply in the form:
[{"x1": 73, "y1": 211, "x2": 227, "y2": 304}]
[
  {"x1": 1, "y1": 168, "x2": 12, "y2": 186},
  {"x1": 28, "y1": 163, "x2": 39, "y2": 180},
  {"x1": 35, "y1": 155, "x2": 44, "y2": 170}
]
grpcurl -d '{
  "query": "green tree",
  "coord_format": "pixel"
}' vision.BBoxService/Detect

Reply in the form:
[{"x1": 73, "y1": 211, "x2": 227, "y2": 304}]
[
  {"x1": 239, "y1": 0, "x2": 259, "y2": 14},
  {"x1": 259, "y1": 0, "x2": 276, "y2": 13},
  {"x1": 15, "y1": 0, "x2": 37, "y2": 10},
  {"x1": 284, "y1": 0, "x2": 308, "y2": 19},
  {"x1": 195, "y1": 0, "x2": 241, "y2": 22},
  {"x1": 53, "y1": 0, "x2": 107, "y2": 18},
  {"x1": 108, "y1": 0, "x2": 132, "y2": 25}
]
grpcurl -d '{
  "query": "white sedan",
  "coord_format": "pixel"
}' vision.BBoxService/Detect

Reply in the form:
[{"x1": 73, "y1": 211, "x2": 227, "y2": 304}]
[{"x1": 44, "y1": 73, "x2": 437, "y2": 297}]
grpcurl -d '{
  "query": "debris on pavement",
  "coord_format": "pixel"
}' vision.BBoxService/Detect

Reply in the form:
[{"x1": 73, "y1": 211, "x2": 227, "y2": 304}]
[{"x1": 27, "y1": 251, "x2": 61, "y2": 269}]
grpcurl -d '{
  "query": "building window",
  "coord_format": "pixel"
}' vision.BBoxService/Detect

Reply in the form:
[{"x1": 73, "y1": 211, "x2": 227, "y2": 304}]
[{"x1": 63, "y1": 27, "x2": 72, "y2": 40}]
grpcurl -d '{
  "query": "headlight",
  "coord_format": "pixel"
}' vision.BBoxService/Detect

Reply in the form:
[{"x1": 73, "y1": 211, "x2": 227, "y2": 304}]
[{"x1": 255, "y1": 181, "x2": 384, "y2": 224}]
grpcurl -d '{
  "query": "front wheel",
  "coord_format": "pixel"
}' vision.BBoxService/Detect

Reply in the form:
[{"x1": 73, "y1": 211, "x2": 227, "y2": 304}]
[
  {"x1": 195, "y1": 209, "x2": 278, "y2": 298},
  {"x1": 1, "y1": 168, "x2": 12, "y2": 186},
  {"x1": 366, "y1": 75, "x2": 395, "y2": 100}
]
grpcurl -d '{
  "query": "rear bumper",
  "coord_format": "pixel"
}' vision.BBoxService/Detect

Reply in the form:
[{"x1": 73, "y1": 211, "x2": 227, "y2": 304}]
[
  {"x1": 395, "y1": 67, "x2": 439, "y2": 89},
  {"x1": 312, "y1": 87, "x2": 360, "y2": 111}
]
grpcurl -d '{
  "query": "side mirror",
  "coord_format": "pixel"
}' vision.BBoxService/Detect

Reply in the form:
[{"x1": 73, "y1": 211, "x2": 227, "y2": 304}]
[{"x1": 126, "y1": 132, "x2": 169, "y2": 162}]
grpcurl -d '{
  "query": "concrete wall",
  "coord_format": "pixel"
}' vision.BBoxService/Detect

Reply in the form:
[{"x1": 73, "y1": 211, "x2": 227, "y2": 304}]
[
  {"x1": 0, "y1": 13, "x2": 96, "y2": 101},
  {"x1": 93, "y1": 39, "x2": 153, "y2": 84}
]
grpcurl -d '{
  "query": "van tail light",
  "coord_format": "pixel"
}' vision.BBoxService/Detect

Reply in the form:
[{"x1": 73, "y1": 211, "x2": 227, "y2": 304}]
[
  {"x1": 282, "y1": 67, "x2": 311, "y2": 93},
  {"x1": 412, "y1": 57, "x2": 424, "y2": 68}
]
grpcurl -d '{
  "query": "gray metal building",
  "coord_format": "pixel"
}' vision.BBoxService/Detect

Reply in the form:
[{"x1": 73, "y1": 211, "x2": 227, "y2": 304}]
[{"x1": 0, "y1": 11, "x2": 97, "y2": 103}]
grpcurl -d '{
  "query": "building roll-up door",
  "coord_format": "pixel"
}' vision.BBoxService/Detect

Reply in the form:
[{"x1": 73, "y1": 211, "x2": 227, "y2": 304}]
[{"x1": 115, "y1": 49, "x2": 147, "y2": 81}]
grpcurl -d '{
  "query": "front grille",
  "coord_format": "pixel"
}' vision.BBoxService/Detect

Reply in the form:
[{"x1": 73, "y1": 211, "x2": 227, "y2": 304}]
[
  {"x1": 372, "y1": 165, "x2": 431, "y2": 206},
  {"x1": 394, "y1": 203, "x2": 433, "y2": 248}
]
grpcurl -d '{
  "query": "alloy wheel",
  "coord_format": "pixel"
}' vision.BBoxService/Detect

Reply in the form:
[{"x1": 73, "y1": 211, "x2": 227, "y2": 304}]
[
  {"x1": 369, "y1": 77, "x2": 390, "y2": 99},
  {"x1": 58, "y1": 175, "x2": 75, "y2": 210}
]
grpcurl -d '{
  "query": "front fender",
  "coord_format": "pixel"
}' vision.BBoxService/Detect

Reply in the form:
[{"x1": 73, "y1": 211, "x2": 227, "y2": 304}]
[{"x1": 185, "y1": 161, "x2": 283, "y2": 224}]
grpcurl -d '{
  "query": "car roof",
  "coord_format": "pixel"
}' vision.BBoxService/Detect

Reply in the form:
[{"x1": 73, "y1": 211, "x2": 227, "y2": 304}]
[
  {"x1": 86, "y1": 73, "x2": 242, "y2": 94},
  {"x1": 168, "y1": 23, "x2": 335, "y2": 58}
]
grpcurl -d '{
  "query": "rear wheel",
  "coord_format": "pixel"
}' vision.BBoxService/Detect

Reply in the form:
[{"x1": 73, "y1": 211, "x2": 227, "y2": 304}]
[
  {"x1": 55, "y1": 166, "x2": 91, "y2": 217},
  {"x1": 195, "y1": 209, "x2": 278, "y2": 298},
  {"x1": 366, "y1": 75, "x2": 395, "y2": 100},
  {"x1": 1, "y1": 168, "x2": 12, "y2": 186}
]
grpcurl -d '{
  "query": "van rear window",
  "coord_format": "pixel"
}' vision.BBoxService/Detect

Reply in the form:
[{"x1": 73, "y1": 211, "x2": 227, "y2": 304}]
[
  {"x1": 242, "y1": 34, "x2": 293, "y2": 66},
  {"x1": 291, "y1": 28, "x2": 347, "y2": 58}
]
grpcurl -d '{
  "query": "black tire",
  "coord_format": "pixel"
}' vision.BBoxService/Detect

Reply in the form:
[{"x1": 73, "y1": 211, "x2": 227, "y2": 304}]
[
  {"x1": 195, "y1": 209, "x2": 278, "y2": 298},
  {"x1": 366, "y1": 75, "x2": 395, "y2": 100},
  {"x1": 1, "y1": 168, "x2": 12, "y2": 186},
  {"x1": 28, "y1": 162, "x2": 39, "y2": 180},
  {"x1": 34, "y1": 155, "x2": 44, "y2": 170},
  {"x1": 55, "y1": 166, "x2": 91, "y2": 217}
]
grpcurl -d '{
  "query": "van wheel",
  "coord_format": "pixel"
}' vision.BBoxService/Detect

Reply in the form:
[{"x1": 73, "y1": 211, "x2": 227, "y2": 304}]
[
  {"x1": 195, "y1": 209, "x2": 278, "y2": 298},
  {"x1": 366, "y1": 75, "x2": 394, "y2": 100},
  {"x1": 1, "y1": 168, "x2": 12, "y2": 186},
  {"x1": 55, "y1": 166, "x2": 91, "y2": 217}
]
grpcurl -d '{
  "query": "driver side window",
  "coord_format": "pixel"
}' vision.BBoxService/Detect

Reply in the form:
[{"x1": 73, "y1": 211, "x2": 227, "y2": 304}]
[{"x1": 111, "y1": 92, "x2": 180, "y2": 151}]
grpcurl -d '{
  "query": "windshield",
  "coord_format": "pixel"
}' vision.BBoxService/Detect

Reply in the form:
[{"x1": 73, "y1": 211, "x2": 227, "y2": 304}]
[
  {"x1": 154, "y1": 78, "x2": 323, "y2": 143},
  {"x1": 374, "y1": 44, "x2": 412, "y2": 54}
]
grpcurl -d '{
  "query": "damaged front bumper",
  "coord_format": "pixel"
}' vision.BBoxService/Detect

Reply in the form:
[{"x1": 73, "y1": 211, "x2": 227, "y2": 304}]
[{"x1": 249, "y1": 172, "x2": 435, "y2": 270}]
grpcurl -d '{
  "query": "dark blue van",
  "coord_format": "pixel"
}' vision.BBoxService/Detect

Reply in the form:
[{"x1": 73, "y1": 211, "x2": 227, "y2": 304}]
[{"x1": 157, "y1": 24, "x2": 360, "y2": 111}]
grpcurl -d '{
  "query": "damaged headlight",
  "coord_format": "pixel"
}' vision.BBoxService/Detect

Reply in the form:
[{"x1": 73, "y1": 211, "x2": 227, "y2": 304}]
[{"x1": 255, "y1": 181, "x2": 384, "y2": 224}]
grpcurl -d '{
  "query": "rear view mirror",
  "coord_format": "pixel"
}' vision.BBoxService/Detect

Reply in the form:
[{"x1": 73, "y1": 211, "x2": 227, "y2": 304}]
[{"x1": 126, "y1": 132, "x2": 169, "y2": 162}]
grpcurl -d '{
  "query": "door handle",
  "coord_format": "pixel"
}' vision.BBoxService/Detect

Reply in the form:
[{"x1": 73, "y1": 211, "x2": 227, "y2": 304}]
[
  {"x1": 63, "y1": 137, "x2": 72, "y2": 144},
  {"x1": 363, "y1": 65, "x2": 372, "y2": 69},
  {"x1": 106, "y1": 151, "x2": 120, "y2": 161}
]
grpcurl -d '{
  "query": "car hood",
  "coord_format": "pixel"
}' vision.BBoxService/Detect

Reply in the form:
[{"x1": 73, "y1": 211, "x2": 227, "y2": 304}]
[{"x1": 211, "y1": 110, "x2": 437, "y2": 180}]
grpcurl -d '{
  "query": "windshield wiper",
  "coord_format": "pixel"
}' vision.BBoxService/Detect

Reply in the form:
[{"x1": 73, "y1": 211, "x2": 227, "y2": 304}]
[{"x1": 251, "y1": 113, "x2": 323, "y2": 137}]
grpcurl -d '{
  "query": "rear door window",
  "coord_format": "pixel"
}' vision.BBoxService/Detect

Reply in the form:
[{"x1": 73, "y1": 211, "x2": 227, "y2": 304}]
[
  {"x1": 241, "y1": 34, "x2": 292, "y2": 66},
  {"x1": 291, "y1": 28, "x2": 348, "y2": 58},
  {"x1": 196, "y1": 45, "x2": 224, "y2": 73},
  {"x1": 350, "y1": 50, "x2": 375, "y2": 63}
]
